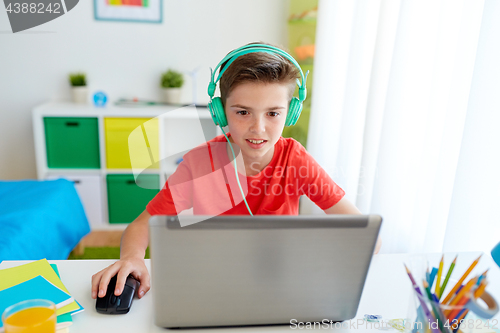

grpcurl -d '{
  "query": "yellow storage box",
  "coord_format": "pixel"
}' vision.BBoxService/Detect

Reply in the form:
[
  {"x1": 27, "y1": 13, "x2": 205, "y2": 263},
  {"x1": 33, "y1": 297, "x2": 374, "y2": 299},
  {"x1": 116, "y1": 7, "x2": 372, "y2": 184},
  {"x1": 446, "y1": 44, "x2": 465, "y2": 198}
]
[{"x1": 105, "y1": 118, "x2": 159, "y2": 169}]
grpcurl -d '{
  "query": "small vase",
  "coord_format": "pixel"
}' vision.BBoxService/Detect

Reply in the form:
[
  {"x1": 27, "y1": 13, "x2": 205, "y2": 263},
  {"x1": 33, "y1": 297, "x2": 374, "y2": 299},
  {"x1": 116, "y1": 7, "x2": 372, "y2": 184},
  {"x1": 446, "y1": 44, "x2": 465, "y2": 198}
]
[
  {"x1": 162, "y1": 88, "x2": 182, "y2": 105},
  {"x1": 72, "y1": 86, "x2": 88, "y2": 104}
]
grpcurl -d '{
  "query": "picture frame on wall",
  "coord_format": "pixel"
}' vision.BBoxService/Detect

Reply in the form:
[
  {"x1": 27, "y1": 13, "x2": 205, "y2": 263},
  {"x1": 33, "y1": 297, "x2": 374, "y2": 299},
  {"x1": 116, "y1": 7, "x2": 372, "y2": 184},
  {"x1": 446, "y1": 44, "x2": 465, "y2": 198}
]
[{"x1": 94, "y1": 0, "x2": 162, "y2": 24}]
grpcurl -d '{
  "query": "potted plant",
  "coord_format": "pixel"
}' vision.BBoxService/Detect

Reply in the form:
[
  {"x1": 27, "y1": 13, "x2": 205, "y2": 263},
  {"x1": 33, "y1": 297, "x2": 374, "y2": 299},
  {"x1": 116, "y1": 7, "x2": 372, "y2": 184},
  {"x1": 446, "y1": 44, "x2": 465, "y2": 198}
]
[
  {"x1": 161, "y1": 69, "x2": 184, "y2": 104},
  {"x1": 69, "y1": 73, "x2": 87, "y2": 104}
]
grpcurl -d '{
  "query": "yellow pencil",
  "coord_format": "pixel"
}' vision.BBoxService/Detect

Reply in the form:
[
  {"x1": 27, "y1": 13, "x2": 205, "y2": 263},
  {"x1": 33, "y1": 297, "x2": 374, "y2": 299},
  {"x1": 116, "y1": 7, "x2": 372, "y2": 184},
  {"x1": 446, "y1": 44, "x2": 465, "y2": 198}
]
[
  {"x1": 442, "y1": 254, "x2": 481, "y2": 304},
  {"x1": 435, "y1": 254, "x2": 444, "y2": 297},
  {"x1": 443, "y1": 276, "x2": 478, "y2": 317}
]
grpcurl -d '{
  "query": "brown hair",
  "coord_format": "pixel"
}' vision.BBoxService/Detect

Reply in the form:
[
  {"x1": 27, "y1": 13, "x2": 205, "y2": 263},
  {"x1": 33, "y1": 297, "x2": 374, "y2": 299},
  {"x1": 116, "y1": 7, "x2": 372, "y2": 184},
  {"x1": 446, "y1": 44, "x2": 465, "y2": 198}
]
[{"x1": 219, "y1": 43, "x2": 300, "y2": 107}]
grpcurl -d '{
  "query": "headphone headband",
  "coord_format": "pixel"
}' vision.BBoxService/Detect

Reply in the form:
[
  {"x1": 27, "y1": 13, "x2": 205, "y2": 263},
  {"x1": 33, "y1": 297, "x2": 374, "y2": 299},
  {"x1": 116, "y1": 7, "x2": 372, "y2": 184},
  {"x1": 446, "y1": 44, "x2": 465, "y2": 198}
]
[{"x1": 208, "y1": 44, "x2": 308, "y2": 102}]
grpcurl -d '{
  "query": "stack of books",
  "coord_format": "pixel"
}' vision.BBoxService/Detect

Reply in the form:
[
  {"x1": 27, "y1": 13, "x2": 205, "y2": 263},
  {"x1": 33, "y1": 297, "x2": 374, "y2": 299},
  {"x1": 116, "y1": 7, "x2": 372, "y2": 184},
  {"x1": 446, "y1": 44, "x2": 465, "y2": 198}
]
[{"x1": 0, "y1": 259, "x2": 84, "y2": 332}]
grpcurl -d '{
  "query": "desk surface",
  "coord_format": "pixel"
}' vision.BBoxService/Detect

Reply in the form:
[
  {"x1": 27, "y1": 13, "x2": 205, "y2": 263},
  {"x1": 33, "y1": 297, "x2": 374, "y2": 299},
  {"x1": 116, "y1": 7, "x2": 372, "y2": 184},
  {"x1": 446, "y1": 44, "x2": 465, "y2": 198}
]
[{"x1": 1, "y1": 253, "x2": 498, "y2": 332}]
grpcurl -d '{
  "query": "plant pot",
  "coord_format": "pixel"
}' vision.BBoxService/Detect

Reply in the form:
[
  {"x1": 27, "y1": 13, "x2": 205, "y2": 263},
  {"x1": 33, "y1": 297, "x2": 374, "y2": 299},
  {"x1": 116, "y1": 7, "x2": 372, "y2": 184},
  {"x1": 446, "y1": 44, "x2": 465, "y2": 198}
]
[
  {"x1": 162, "y1": 88, "x2": 182, "y2": 105},
  {"x1": 72, "y1": 86, "x2": 88, "y2": 104}
]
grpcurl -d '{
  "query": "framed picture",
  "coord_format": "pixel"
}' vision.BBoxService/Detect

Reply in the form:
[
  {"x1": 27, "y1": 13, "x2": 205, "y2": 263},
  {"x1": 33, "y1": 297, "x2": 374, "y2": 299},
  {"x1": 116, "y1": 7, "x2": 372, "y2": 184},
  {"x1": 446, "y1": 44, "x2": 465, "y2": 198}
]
[{"x1": 94, "y1": 0, "x2": 162, "y2": 24}]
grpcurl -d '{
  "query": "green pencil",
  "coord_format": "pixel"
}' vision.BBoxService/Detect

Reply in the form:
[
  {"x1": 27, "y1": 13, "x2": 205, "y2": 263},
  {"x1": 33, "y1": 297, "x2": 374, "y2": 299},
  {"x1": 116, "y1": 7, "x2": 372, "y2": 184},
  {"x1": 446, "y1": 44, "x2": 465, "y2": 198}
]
[
  {"x1": 423, "y1": 280, "x2": 446, "y2": 333},
  {"x1": 438, "y1": 255, "x2": 457, "y2": 300}
]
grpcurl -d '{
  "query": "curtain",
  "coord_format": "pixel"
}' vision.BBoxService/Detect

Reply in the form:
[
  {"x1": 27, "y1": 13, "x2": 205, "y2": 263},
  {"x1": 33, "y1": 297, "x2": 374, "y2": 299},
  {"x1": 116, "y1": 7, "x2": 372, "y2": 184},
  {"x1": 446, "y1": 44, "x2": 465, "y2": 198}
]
[{"x1": 306, "y1": 0, "x2": 500, "y2": 254}]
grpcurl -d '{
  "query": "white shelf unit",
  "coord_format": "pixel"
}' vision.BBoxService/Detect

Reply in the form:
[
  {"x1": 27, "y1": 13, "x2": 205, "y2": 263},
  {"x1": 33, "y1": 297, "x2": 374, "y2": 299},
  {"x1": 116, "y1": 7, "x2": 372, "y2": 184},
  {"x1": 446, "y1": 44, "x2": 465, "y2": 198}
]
[{"x1": 33, "y1": 102, "x2": 220, "y2": 230}]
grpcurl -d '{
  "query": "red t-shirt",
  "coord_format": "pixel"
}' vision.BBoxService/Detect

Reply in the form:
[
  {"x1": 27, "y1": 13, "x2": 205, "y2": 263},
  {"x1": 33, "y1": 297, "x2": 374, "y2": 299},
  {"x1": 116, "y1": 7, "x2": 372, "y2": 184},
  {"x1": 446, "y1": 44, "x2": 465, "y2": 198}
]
[{"x1": 146, "y1": 135, "x2": 344, "y2": 215}]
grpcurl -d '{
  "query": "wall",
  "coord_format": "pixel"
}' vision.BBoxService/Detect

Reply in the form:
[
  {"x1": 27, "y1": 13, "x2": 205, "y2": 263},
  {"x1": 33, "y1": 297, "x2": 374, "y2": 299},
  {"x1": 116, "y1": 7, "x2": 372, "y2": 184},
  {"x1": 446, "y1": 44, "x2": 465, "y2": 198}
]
[
  {"x1": 0, "y1": 0, "x2": 288, "y2": 180},
  {"x1": 443, "y1": 0, "x2": 500, "y2": 253}
]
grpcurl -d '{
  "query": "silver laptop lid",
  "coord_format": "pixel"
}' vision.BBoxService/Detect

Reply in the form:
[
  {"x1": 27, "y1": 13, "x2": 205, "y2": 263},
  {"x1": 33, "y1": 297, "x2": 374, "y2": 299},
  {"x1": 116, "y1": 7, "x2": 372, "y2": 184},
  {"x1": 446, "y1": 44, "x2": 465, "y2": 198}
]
[{"x1": 149, "y1": 215, "x2": 382, "y2": 328}]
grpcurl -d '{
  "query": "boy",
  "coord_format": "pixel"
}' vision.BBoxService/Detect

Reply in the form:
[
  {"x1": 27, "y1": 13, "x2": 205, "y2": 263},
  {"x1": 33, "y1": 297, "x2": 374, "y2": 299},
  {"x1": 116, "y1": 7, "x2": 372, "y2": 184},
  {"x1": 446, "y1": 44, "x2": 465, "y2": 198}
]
[{"x1": 91, "y1": 43, "x2": 381, "y2": 301}]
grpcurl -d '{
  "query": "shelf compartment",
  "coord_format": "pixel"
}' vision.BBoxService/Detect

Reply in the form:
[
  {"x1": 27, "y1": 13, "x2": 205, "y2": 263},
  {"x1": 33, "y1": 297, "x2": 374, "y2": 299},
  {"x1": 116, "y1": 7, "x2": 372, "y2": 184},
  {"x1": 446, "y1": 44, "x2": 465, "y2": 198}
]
[
  {"x1": 104, "y1": 118, "x2": 159, "y2": 170},
  {"x1": 106, "y1": 174, "x2": 159, "y2": 224},
  {"x1": 44, "y1": 117, "x2": 100, "y2": 168},
  {"x1": 46, "y1": 174, "x2": 104, "y2": 228}
]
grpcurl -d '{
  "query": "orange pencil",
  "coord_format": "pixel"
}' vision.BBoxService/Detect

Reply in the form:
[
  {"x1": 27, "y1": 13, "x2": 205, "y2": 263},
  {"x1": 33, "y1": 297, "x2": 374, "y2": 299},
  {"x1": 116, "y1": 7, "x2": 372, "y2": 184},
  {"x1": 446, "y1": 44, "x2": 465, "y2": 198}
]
[
  {"x1": 474, "y1": 280, "x2": 488, "y2": 298},
  {"x1": 452, "y1": 280, "x2": 489, "y2": 329},
  {"x1": 442, "y1": 254, "x2": 481, "y2": 304},
  {"x1": 447, "y1": 294, "x2": 471, "y2": 322},
  {"x1": 435, "y1": 254, "x2": 444, "y2": 298},
  {"x1": 443, "y1": 276, "x2": 478, "y2": 317}
]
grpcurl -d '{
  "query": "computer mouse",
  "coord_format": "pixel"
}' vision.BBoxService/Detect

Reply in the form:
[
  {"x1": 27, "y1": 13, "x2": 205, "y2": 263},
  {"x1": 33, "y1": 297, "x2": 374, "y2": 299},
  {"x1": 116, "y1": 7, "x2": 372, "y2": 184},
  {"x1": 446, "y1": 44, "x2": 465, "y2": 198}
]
[{"x1": 96, "y1": 274, "x2": 138, "y2": 314}]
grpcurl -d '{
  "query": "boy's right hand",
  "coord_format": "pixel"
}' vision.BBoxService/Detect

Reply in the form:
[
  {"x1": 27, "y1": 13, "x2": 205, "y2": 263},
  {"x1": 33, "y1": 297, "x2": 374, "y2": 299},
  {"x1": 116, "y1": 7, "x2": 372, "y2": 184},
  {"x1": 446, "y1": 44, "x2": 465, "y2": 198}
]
[{"x1": 91, "y1": 257, "x2": 150, "y2": 300}]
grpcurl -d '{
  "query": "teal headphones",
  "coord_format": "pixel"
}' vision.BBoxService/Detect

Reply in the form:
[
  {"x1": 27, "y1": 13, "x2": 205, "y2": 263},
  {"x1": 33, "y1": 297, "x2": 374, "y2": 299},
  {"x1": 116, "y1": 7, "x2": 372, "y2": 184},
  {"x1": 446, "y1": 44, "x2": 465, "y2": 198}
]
[{"x1": 207, "y1": 43, "x2": 309, "y2": 128}]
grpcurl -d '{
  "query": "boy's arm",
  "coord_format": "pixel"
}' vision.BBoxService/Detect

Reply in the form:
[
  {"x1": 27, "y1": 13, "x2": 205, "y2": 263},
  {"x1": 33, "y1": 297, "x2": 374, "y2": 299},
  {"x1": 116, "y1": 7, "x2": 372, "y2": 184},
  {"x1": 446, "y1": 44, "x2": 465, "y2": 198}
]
[
  {"x1": 91, "y1": 209, "x2": 151, "y2": 299},
  {"x1": 120, "y1": 209, "x2": 151, "y2": 260},
  {"x1": 323, "y1": 197, "x2": 382, "y2": 254}
]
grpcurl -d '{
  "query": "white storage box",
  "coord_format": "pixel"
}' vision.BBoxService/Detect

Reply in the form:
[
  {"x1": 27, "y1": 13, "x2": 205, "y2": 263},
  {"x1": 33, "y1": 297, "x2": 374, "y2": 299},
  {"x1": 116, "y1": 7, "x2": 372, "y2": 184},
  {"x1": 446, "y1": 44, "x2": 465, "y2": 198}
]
[{"x1": 46, "y1": 174, "x2": 104, "y2": 228}]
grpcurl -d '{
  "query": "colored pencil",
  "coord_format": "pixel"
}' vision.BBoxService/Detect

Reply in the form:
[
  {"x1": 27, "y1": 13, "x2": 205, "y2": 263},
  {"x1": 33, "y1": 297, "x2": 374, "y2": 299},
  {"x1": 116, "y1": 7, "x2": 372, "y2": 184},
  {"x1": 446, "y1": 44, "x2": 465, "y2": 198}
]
[
  {"x1": 435, "y1": 255, "x2": 444, "y2": 298},
  {"x1": 452, "y1": 280, "x2": 488, "y2": 332},
  {"x1": 423, "y1": 280, "x2": 446, "y2": 333},
  {"x1": 432, "y1": 293, "x2": 449, "y2": 332},
  {"x1": 429, "y1": 267, "x2": 438, "y2": 289},
  {"x1": 447, "y1": 292, "x2": 471, "y2": 322},
  {"x1": 412, "y1": 285, "x2": 441, "y2": 333},
  {"x1": 454, "y1": 308, "x2": 468, "y2": 326},
  {"x1": 448, "y1": 285, "x2": 464, "y2": 304},
  {"x1": 477, "y1": 269, "x2": 488, "y2": 285},
  {"x1": 451, "y1": 307, "x2": 468, "y2": 333},
  {"x1": 448, "y1": 276, "x2": 477, "y2": 306},
  {"x1": 438, "y1": 255, "x2": 457, "y2": 300},
  {"x1": 442, "y1": 254, "x2": 481, "y2": 304},
  {"x1": 474, "y1": 280, "x2": 488, "y2": 298},
  {"x1": 405, "y1": 265, "x2": 442, "y2": 333},
  {"x1": 404, "y1": 264, "x2": 419, "y2": 290},
  {"x1": 427, "y1": 263, "x2": 431, "y2": 285},
  {"x1": 443, "y1": 276, "x2": 478, "y2": 317}
]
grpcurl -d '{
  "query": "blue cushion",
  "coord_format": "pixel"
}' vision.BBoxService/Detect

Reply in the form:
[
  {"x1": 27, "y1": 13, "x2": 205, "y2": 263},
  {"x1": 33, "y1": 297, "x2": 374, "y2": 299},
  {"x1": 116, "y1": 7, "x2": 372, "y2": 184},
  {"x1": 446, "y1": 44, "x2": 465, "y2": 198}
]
[{"x1": 0, "y1": 179, "x2": 91, "y2": 261}]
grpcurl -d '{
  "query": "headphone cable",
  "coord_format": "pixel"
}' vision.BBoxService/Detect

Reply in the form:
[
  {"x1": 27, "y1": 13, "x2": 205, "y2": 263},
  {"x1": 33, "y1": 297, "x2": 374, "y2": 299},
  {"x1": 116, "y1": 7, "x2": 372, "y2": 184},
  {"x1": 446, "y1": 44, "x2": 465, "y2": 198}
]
[{"x1": 220, "y1": 127, "x2": 254, "y2": 216}]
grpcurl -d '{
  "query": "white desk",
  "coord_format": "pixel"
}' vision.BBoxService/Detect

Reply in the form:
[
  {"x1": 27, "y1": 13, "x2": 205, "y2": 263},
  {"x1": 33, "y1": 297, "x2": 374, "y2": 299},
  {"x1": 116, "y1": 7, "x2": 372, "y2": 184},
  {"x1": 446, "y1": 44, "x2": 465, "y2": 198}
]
[{"x1": 1, "y1": 253, "x2": 499, "y2": 332}]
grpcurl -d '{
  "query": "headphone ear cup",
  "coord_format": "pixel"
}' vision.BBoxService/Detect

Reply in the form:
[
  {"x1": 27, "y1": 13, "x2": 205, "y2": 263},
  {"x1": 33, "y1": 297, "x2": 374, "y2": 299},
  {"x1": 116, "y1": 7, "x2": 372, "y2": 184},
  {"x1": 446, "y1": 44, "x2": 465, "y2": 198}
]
[
  {"x1": 286, "y1": 97, "x2": 303, "y2": 127},
  {"x1": 209, "y1": 97, "x2": 227, "y2": 127}
]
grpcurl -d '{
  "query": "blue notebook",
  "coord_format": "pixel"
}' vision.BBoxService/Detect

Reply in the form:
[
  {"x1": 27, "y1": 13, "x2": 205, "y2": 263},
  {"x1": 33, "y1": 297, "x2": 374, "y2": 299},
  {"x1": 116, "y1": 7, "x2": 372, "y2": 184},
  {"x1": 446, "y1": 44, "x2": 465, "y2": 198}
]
[
  {"x1": 49, "y1": 264, "x2": 83, "y2": 316},
  {"x1": 50, "y1": 264, "x2": 75, "y2": 329},
  {"x1": 0, "y1": 275, "x2": 73, "y2": 329}
]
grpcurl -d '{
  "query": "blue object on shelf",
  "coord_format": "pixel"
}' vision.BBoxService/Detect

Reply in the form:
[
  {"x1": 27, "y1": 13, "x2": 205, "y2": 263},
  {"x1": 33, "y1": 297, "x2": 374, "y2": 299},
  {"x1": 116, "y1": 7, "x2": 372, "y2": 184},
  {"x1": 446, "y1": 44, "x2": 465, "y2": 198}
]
[
  {"x1": 93, "y1": 91, "x2": 108, "y2": 107},
  {"x1": 492, "y1": 241, "x2": 500, "y2": 268}
]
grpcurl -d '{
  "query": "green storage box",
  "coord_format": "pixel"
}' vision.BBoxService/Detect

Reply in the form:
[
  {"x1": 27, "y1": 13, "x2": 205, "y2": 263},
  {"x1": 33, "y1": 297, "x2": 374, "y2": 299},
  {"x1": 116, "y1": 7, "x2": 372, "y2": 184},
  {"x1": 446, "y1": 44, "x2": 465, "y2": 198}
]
[
  {"x1": 107, "y1": 174, "x2": 159, "y2": 223},
  {"x1": 44, "y1": 117, "x2": 100, "y2": 168}
]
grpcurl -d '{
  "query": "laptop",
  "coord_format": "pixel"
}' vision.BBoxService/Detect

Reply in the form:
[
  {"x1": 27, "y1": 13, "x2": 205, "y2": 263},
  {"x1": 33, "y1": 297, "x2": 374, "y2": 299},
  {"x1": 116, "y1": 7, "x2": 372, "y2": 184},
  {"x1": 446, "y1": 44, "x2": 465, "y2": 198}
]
[{"x1": 149, "y1": 215, "x2": 382, "y2": 328}]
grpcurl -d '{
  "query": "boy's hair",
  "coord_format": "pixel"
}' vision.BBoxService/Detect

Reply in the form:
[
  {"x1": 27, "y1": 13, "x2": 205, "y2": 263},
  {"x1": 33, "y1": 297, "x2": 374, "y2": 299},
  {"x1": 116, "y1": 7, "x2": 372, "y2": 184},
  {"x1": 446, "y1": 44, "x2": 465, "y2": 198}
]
[{"x1": 219, "y1": 42, "x2": 301, "y2": 107}]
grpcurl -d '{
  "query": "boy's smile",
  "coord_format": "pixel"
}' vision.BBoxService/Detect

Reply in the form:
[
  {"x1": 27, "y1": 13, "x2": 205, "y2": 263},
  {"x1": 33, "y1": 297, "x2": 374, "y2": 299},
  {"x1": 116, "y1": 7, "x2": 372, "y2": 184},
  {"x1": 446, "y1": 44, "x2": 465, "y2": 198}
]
[{"x1": 225, "y1": 82, "x2": 290, "y2": 176}]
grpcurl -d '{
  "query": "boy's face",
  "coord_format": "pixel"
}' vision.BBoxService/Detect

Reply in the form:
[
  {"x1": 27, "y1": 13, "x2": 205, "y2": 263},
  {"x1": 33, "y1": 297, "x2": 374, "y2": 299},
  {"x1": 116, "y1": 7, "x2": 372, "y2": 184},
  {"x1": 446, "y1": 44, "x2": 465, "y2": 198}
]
[{"x1": 225, "y1": 82, "x2": 289, "y2": 169}]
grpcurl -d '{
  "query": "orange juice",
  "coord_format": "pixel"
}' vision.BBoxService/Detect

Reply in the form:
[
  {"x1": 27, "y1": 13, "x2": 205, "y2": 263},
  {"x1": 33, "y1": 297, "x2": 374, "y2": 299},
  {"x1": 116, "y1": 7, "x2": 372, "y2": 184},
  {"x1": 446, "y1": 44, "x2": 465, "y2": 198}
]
[{"x1": 3, "y1": 307, "x2": 56, "y2": 333}]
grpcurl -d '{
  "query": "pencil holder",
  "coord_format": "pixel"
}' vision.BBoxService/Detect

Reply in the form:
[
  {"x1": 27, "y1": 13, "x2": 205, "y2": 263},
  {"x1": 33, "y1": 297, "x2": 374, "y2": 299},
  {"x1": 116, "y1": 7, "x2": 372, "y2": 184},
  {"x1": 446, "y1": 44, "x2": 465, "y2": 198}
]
[
  {"x1": 409, "y1": 285, "x2": 471, "y2": 333},
  {"x1": 404, "y1": 255, "x2": 498, "y2": 333},
  {"x1": 407, "y1": 278, "x2": 498, "y2": 333}
]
